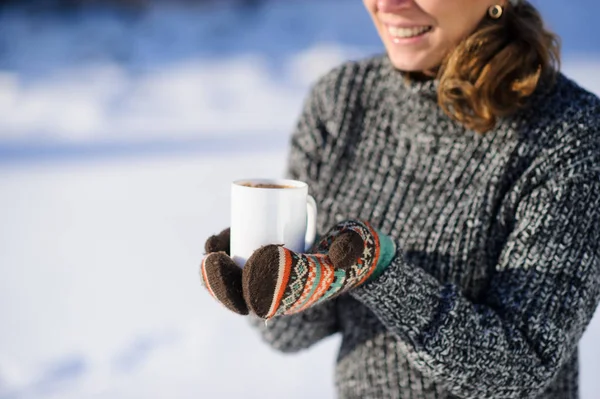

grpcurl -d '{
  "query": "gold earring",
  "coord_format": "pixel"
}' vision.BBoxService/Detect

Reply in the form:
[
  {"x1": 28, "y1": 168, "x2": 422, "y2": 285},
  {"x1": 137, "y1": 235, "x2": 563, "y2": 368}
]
[{"x1": 488, "y1": 5, "x2": 503, "y2": 19}]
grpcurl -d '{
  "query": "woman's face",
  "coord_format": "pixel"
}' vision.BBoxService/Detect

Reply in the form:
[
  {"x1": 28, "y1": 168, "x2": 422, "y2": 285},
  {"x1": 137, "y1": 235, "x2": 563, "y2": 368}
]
[{"x1": 363, "y1": 0, "x2": 501, "y2": 73}]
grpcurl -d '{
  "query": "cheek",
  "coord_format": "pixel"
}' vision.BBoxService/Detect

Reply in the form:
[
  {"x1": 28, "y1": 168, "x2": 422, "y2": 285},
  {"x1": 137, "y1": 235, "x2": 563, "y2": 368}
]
[
  {"x1": 419, "y1": 0, "x2": 486, "y2": 44},
  {"x1": 363, "y1": 0, "x2": 376, "y2": 15}
]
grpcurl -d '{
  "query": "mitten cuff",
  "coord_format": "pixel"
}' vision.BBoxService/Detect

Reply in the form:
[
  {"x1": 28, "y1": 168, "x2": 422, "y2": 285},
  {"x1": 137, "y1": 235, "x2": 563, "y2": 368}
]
[{"x1": 368, "y1": 229, "x2": 397, "y2": 282}]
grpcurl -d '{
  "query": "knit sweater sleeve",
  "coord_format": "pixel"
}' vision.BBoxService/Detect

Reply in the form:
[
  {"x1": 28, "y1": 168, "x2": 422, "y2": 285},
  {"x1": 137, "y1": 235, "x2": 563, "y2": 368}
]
[
  {"x1": 352, "y1": 166, "x2": 600, "y2": 398},
  {"x1": 248, "y1": 73, "x2": 341, "y2": 352}
]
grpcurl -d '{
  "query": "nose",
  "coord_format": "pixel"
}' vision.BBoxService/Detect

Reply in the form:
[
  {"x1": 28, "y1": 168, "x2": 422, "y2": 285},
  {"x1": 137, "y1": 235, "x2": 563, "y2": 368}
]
[{"x1": 376, "y1": 0, "x2": 412, "y2": 12}]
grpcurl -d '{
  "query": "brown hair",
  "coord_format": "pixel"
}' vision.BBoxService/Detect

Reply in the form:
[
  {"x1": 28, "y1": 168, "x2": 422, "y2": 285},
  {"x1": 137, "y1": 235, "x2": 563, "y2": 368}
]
[{"x1": 436, "y1": 1, "x2": 561, "y2": 133}]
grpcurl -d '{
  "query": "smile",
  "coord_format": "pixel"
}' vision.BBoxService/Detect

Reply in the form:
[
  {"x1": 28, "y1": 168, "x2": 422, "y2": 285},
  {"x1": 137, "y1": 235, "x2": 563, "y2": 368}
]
[{"x1": 387, "y1": 25, "x2": 432, "y2": 39}]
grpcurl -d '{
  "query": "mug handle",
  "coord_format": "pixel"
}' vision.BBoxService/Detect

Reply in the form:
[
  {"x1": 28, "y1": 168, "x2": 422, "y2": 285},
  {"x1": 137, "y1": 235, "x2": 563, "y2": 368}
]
[{"x1": 305, "y1": 195, "x2": 318, "y2": 252}]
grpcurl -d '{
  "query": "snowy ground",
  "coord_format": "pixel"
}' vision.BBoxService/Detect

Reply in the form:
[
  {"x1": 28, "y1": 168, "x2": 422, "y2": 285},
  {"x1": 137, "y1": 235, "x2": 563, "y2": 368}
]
[
  {"x1": 0, "y1": 1, "x2": 599, "y2": 398},
  {"x1": 0, "y1": 152, "x2": 341, "y2": 399},
  {"x1": 0, "y1": 0, "x2": 379, "y2": 150}
]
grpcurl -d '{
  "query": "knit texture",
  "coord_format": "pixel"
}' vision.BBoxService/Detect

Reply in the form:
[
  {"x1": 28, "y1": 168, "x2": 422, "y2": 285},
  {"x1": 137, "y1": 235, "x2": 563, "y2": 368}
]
[
  {"x1": 249, "y1": 54, "x2": 600, "y2": 399},
  {"x1": 242, "y1": 220, "x2": 395, "y2": 319}
]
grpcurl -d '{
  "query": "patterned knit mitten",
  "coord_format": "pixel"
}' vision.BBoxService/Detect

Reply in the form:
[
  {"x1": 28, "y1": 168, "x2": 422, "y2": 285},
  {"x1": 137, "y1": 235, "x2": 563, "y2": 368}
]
[
  {"x1": 200, "y1": 226, "x2": 338, "y2": 316},
  {"x1": 242, "y1": 220, "x2": 396, "y2": 319},
  {"x1": 200, "y1": 228, "x2": 249, "y2": 315}
]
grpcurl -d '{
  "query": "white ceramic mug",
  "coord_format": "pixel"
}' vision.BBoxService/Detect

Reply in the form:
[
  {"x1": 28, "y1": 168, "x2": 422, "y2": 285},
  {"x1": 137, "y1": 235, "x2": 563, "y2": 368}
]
[{"x1": 230, "y1": 178, "x2": 317, "y2": 268}]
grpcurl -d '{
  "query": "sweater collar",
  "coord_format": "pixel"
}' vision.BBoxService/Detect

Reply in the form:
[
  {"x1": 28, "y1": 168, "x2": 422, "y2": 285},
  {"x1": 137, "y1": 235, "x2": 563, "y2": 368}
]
[
  {"x1": 379, "y1": 55, "x2": 440, "y2": 103},
  {"x1": 377, "y1": 54, "x2": 478, "y2": 140}
]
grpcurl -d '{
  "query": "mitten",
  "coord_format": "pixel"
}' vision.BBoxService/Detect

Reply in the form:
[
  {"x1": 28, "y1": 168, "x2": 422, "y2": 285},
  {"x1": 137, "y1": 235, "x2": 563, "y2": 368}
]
[
  {"x1": 200, "y1": 228, "x2": 249, "y2": 315},
  {"x1": 243, "y1": 220, "x2": 396, "y2": 319}
]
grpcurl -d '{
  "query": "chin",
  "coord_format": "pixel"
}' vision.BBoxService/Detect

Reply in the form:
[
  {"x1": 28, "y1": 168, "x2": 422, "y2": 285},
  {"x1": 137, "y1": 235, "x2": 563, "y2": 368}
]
[{"x1": 387, "y1": 51, "x2": 440, "y2": 73}]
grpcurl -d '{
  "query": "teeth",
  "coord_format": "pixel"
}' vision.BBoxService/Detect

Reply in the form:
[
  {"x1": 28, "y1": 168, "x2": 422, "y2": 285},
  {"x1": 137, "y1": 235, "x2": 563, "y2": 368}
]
[{"x1": 388, "y1": 26, "x2": 431, "y2": 38}]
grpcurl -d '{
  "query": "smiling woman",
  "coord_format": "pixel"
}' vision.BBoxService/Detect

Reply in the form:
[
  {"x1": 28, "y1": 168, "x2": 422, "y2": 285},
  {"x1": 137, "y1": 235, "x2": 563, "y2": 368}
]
[
  {"x1": 199, "y1": 1, "x2": 600, "y2": 399},
  {"x1": 364, "y1": 0, "x2": 560, "y2": 132},
  {"x1": 364, "y1": 0, "x2": 521, "y2": 71}
]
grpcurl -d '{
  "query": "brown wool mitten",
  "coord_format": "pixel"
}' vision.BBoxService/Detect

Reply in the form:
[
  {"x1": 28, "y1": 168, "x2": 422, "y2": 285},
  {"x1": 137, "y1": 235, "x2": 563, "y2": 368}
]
[
  {"x1": 200, "y1": 228, "x2": 249, "y2": 315},
  {"x1": 200, "y1": 220, "x2": 396, "y2": 319},
  {"x1": 242, "y1": 220, "x2": 397, "y2": 319}
]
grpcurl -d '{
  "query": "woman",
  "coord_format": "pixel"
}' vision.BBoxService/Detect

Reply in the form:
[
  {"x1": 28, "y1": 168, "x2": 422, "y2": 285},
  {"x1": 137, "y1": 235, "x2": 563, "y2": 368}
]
[{"x1": 200, "y1": 0, "x2": 600, "y2": 398}]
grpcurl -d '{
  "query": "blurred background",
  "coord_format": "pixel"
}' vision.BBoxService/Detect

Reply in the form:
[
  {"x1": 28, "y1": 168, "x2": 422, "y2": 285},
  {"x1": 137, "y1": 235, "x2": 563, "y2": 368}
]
[{"x1": 0, "y1": 0, "x2": 598, "y2": 398}]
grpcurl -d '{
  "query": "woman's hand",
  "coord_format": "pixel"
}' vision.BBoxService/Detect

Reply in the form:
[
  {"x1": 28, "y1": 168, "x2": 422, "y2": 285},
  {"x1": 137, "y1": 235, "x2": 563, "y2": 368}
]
[{"x1": 200, "y1": 220, "x2": 396, "y2": 319}]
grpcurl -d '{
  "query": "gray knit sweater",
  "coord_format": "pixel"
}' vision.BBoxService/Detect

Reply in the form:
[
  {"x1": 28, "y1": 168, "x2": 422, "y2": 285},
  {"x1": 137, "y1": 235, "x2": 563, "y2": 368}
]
[{"x1": 251, "y1": 54, "x2": 600, "y2": 399}]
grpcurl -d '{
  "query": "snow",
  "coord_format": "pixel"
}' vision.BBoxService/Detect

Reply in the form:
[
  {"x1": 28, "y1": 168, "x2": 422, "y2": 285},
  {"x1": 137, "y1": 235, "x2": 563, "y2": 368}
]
[
  {"x1": 0, "y1": 1, "x2": 599, "y2": 398},
  {"x1": 0, "y1": 1, "x2": 377, "y2": 147},
  {"x1": 0, "y1": 153, "x2": 339, "y2": 399}
]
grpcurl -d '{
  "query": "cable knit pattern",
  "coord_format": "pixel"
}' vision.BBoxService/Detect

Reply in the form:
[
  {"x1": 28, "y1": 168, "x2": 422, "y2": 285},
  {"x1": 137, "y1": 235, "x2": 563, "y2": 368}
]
[{"x1": 250, "y1": 54, "x2": 600, "y2": 399}]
